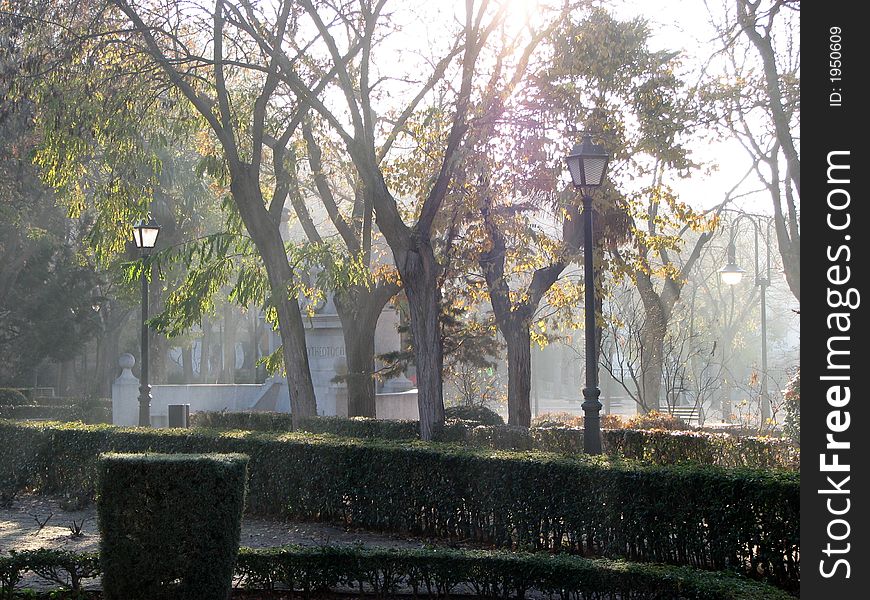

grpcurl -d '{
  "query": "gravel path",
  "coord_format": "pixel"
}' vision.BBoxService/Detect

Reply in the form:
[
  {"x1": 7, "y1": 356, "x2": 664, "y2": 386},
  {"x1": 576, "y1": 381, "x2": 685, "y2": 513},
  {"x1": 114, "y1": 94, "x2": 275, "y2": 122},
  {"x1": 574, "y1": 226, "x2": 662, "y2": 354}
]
[{"x1": 1, "y1": 493, "x2": 426, "y2": 554}]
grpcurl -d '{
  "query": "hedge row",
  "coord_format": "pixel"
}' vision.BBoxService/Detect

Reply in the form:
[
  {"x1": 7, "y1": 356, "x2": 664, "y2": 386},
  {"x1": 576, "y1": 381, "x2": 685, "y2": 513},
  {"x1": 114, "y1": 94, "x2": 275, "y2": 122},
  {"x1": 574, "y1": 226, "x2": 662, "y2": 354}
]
[
  {"x1": 0, "y1": 547, "x2": 793, "y2": 600},
  {"x1": 540, "y1": 427, "x2": 799, "y2": 470},
  {"x1": 0, "y1": 420, "x2": 799, "y2": 590},
  {"x1": 0, "y1": 404, "x2": 112, "y2": 424},
  {"x1": 189, "y1": 410, "x2": 296, "y2": 432},
  {"x1": 30, "y1": 397, "x2": 112, "y2": 409},
  {"x1": 190, "y1": 412, "x2": 798, "y2": 470},
  {"x1": 0, "y1": 549, "x2": 99, "y2": 598}
]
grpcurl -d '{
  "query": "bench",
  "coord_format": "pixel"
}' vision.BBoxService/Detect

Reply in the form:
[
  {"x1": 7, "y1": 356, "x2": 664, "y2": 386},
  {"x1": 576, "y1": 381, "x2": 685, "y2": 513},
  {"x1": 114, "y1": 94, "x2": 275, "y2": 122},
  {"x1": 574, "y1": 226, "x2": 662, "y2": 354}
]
[{"x1": 659, "y1": 405, "x2": 703, "y2": 427}]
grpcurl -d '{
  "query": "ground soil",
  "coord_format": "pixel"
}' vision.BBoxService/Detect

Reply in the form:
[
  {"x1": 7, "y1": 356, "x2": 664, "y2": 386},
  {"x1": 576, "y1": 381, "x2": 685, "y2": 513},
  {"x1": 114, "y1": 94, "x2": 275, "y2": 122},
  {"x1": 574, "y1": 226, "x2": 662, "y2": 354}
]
[
  {"x1": 0, "y1": 493, "x2": 429, "y2": 594},
  {"x1": 0, "y1": 493, "x2": 425, "y2": 554}
]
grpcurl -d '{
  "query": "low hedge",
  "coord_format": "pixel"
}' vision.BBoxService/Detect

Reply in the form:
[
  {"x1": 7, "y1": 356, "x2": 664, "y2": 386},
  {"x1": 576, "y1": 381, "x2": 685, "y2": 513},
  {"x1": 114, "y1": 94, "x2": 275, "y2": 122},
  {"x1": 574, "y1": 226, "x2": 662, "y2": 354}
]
[
  {"x1": 297, "y1": 415, "x2": 421, "y2": 440},
  {"x1": 0, "y1": 399, "x2": 111, "y2": 424},
  {"x1": 235, "y1": 545, "x2": 794, "y2": 599},
  {"x1": 0, "y1": 405, "x2": 81, "y2": 421},
  {"x1": 190, "y1": 413, "x2": 424, "y2": 440},
  {"x1": 0, "y1": 546, "x2": 793, "y2": 600},
  {"x1": 603, "y1": 429, "x2": 798, "y2": 469},
  {"x1": 97, "y1": 453, "x2": 249, "y2": 600},
  {"x1": 190, "y1": 413, "x2": 798, "y2": 470},
  {"x1": 0, "y1": 420, "x2": 799, "y2": 590},
  {"x1": 0, "y1": 549, "x2": 100, "y2": 598},
  {"x1": 189, "y1": 411, "x2": 296, "y2": 432}
]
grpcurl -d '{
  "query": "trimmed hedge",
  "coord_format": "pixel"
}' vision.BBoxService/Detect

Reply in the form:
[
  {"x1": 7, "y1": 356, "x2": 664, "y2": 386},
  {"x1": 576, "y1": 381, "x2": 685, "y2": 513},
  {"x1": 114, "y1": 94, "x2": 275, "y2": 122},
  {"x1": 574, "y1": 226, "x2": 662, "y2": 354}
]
[
  {"x1": 190, "y1": 413, "x2": 798, "y2": 470},
  {"x1": 603, "y1": 429, "x2": 798, "y2": 469},
  {"x1": 97, "y1": 453, "x2": 248, "y2": 600},
  {"x1": 189, "y1": 410, "x2": 296, "y2": 432},
  {"x1": 0, "y1": 420, "x2": 799, "y2": 590},
  {"x1": 0, "y1": 405, "x2": 81, "y2": 421},
  {"x1": 298, "y1": 415, "x2": 421, "y2": 440},
  {"x1": 0, "y1": 546, "x2": 792, "y2": 600},
  {"x1": 235, "y1": 545, "x2": 794, "y2": 600},
  {"x1": 0, "y1": 397, "x2": 112, "y2": 424}
]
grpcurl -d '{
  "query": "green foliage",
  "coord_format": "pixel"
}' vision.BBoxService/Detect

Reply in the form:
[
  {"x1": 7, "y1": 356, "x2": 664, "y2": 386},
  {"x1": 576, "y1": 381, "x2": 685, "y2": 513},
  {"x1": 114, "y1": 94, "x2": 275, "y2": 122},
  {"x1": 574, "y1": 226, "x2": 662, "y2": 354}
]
[
  {"x1": 0, "y1": 421, "x2": 799, "y2": 590},
  {"x1": 783, "y1": 369, "x2": 800, "y2": 445},
  {"x1": 379, "y1": 302, "x2": 502, "y2": 381},
  {"x1": 602, "y1": 429, "x2": 798, "y2": 470},
  {"x1": 187, "y1": 412, "x2": 797, "y2": 470},
  {"x1": 444, "y1": 405, "x2": 505, "y2": 426},
  {"x1": 235, "y1": 545, "x2": 793, "y2": 600},
  {"x1": 0, "y1": 232, "x2": 102, "y2": 384},
  {"x1": 189, "y1": 413, "x2": 422, "y2": 440},
  {"x1": 17, "y1": 1, "x2": 191, "y2": 265},
  {"x1": 0, "y1": 546, "x2": 792, "y2": 600},
  {"x1": 296, "y1": 416, "x2": 420, "y2": 440},
  {"x1": 140, "y1": 232, "x2": 371, "y2": 341},
  {"x1": 0, "y1": 549, "x2": 100, "y2": 599},
  {"x1": 189, "y1": 411, "x2": 296, "y2": 432},
  {"x1": 0, "y1": 390, "x2": 29, "y2": 407},
  {"x1": 97, "y1": 453, "x2": 248, "y2": 600},
  {"x1": 0, "y1": 397, "x2": 110, "y2": 423}
]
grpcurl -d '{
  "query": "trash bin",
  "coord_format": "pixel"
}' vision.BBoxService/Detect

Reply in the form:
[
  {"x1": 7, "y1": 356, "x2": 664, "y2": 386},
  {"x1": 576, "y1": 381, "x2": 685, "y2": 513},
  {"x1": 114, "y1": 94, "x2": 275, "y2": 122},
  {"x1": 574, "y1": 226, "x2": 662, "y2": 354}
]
[{"x1": 167, "y1": 404, "x2": 190, "y2": 428}]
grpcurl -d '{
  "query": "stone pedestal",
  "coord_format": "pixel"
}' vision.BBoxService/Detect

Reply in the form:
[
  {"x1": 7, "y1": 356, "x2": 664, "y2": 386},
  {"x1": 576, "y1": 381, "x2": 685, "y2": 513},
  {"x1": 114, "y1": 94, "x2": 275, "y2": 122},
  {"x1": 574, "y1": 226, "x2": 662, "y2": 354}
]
[
  {"x1": 112, "y1": 353, "x2": 140, "y2": 426},
  {"x1": 302, "y1": 313, "x2": 346, "y2": 416},
  {"x1": 376, "y1": 390, "x2": 419, "y2": 420}
]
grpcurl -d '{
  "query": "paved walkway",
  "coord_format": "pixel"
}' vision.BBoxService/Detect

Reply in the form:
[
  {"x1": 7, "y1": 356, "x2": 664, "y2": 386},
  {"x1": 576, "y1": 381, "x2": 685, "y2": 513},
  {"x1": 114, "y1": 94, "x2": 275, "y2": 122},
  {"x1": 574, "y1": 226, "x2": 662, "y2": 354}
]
[
  {"x1": 2, "y1": 494, "x2": 431, "y2": 593},
  {"x1": 1, "y1": 494, "x2": 423, "y2": 554}
]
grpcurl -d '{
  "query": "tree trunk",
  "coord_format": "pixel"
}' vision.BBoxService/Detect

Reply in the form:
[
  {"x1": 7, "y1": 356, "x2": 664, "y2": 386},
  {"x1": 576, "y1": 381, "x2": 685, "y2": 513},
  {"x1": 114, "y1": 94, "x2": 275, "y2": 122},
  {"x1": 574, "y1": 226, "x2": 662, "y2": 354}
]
[
  {"x1": 222, "y1": 304, "x2": 238, "y2": 383},
  {"x1": 335, "y1": 291, "x2": 375, "y2": 418},
  {"x1": 334, "y1": 286, "x2": 395, "y2": 418},
  {"x1": 182, "y1": 344, "x2": 194, "y2": 383},
  {"x1": 97, "y1": 310, "x2": 127, "y2": 397},
  {"x1": 149, "y1": 263, "x2": 168, "y2": 385},
  {"x1": 336, "y1": 282, "x2": 400, "y2": 418},
  {"x1": 639, "y1": 317, "x2": 667, "y2": 413},
  {"x1": 199, "y1": 318, "x2": 211, "y2": 383},
  {"x1": 341, "y1": 320, "x2": 377, "y2": 417},
  {"x1": 401, "y1": 249, "x2": 445, "y2": 441},
  {"x1": 230, "y1": 170, "x2": 317, "y2": 423},
  {"x1": 503, "y1": 321, "x2": 532, "y2": 428}
]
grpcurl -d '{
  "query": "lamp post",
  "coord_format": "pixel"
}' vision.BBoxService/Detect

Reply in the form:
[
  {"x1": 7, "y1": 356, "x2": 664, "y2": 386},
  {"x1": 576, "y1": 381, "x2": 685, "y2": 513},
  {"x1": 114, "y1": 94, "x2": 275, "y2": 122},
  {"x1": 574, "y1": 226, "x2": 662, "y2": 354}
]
[
  {"x1": 718, "y1": 212, "x2": 773, "y2": 425},
  {"x1": 564, "y1": 135, "x2": 610, "y2": 454},
  {"x1": 132, "y1": 217, "x2": 160, "y2": 426}
]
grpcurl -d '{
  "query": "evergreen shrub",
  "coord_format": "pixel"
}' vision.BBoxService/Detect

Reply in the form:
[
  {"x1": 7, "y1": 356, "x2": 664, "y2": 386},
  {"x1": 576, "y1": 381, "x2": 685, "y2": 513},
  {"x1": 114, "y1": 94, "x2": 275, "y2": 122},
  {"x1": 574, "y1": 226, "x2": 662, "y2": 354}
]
[
  {"x1": 97, "y1": 452, "x2": 248, "y2": 600},
  {"x1": 297, "y1": 415, "x2": 420, "y2": 439},
  {"x1": 0, "y1": 546, "x2": 793, "y2": 600},
  {"x1": 444, "y1": 404, "x2": 505, "y2": 425},
  {"x1": 189, "y1": 410, "x2": 295, "y2": 432}
]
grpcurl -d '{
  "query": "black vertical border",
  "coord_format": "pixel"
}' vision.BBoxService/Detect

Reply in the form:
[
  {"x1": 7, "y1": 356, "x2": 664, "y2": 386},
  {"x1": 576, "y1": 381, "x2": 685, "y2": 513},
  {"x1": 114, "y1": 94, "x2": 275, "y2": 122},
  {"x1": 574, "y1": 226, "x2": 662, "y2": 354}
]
[{"x1": 802, "y1": 3, "x2": 868, "y2": 598}]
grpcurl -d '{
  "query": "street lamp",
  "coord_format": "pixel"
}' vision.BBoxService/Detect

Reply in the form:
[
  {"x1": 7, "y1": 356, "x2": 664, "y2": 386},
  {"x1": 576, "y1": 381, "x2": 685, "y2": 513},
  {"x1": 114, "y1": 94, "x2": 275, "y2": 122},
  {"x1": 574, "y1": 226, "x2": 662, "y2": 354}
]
[
  {"x1": 565, "y1": 135, "x2": 610, "y2": 454},
  {"x1": 718, "y1": 241, "x2": 747, "y2": 286},
  {"x1": 718, "y1": 212, "x2": 772, "y2": 425},
  {"x1": 132, "y1": 217, "x2": 160, "y2": 426}
]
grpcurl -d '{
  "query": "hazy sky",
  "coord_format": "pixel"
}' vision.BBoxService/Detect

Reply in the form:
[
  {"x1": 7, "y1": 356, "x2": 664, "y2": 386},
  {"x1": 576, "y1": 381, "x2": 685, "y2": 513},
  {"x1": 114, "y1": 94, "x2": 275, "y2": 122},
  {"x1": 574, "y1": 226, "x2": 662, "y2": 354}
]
[{"x1": 611, "y1": 0, "x2": 790, "y2": 215}]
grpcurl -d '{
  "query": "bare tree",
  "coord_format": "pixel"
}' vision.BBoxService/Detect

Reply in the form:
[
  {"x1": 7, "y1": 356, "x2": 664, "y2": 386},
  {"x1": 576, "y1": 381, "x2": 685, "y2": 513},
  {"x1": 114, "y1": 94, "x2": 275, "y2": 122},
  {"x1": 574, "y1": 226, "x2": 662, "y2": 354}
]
[{"x1": 703, "y1": 0, "x2": 800, "y2": 301}]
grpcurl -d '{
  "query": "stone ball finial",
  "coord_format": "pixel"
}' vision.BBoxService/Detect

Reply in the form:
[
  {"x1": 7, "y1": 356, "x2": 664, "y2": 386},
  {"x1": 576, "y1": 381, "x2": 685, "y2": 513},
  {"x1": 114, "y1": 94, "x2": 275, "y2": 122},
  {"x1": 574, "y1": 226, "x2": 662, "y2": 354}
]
[{"x1": 119, "y1": 353, "x2": 136, "y2": 369}]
